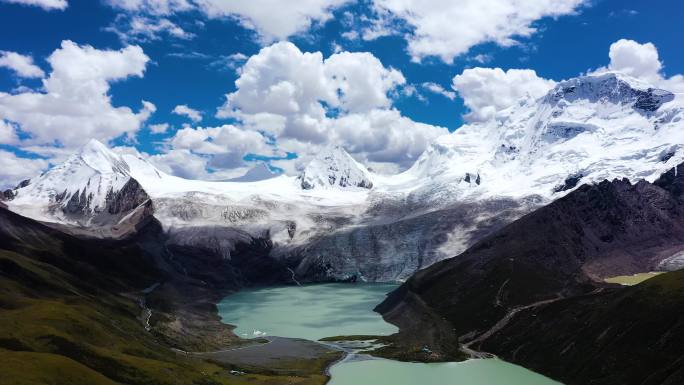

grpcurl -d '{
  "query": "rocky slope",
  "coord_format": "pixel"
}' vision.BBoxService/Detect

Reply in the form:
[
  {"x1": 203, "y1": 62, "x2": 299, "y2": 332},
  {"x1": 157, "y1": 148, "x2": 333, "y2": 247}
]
[
  {"x1": 4, "y1": 71, "x2": 683, "y2": 282},
  {"x1": 376, "y1": 162, "x2": 684, "y2": 384}
]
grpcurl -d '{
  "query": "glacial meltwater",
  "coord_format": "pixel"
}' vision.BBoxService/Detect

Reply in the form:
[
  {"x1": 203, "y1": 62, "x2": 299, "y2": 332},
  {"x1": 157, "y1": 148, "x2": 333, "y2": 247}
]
[{"x1": 218, "y1": 283, "x2": 561, "y2": 385}]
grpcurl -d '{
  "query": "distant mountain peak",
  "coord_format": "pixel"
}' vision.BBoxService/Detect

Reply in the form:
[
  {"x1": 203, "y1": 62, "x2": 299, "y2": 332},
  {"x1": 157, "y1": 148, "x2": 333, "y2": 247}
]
[
  {"x1": 298, "y1": 145, "x2": 373, "y2": 190},
  {"x1": 229, "y1": 163, "x2": 278, "y2": 182},
  {"x1": 545, "y1": 71, "x2": 674, "y2": 112},
  {"x1": 6, "y1": 139, "x2": 152, "y2": 226},
  {"x1": 404, "y1": 71, "x2": 683, "y2": 201}
]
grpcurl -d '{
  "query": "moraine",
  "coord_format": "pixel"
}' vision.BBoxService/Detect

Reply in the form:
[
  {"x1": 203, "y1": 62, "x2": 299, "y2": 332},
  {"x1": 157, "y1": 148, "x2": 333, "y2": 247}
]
[{"x1": 217, "y1": 283, "x2": 561, "y2": 385}]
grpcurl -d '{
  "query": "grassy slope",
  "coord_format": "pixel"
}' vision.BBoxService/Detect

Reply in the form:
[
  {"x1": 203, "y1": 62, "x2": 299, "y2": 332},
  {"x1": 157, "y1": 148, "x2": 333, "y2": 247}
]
[
  {"x1": 0, "y1": 208, "x2": 337, "y2": 385},
  {"x1": 0, "y1": 249, "x2": 234, "y2": 385},
  {"x1": 481, "y1": 268, "x2": 684, "y2": 385}
]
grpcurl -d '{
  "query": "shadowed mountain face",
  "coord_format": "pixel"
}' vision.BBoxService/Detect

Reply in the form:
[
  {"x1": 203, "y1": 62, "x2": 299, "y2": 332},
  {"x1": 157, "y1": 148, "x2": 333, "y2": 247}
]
[
  {"x1": 377, "y1": 163, "x2": 684, "y2": 385},
  {"x1": 0, "y1": 202, "x2": 160, "y2": 293}
]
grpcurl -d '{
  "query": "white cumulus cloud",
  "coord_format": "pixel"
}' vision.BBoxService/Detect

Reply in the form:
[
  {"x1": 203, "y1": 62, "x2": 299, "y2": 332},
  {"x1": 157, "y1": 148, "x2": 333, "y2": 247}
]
[
  {"x1": 0, "y1": 40, "x2": 154, "y2": 149},
  {"x1": 596, "y1": 39, "x2": 684, "y2": 93},
  {"x1": 172, "y1": 104, "x2": 202, "y2": 122},
  {"x1": 452, "y1": 67, "x2": 555, "y2": 122},
  {"x1": 0, "y1": 120, "x2": 19, "y2": 144},
  {"x1": 607, "y1": 39, "x2": 662, "y2": 82},
  {"x1": 194, "y1": 0, "x2": 352, "y2": 41},
  {"x1": 421, "y1": 82, "x2": 456, "y2": 100},
  {"x1": 0, "y1": 150, "x2": 50, "y2": 189},
  {"x1": 217, "y1": 41, "x2": 447, "y2": 171},
  {"x1": 107, "y1": 15, "x2": 194, "y2": 42},
  {"x1": 104, "y1": 0, "x2": 192, "y2": 15},
  {"x1": 105, "y1": 0, "x2": 352, "y2": 42},
  {"x1": 368, "y1": 0, "x2": 588, "y2": 63},
  {"x1": 146, "y1": 148, "x2": 212, "y2": 179},
  {"x1": 0, "y1": 51, "x2": 45, "y2": 78},
  {"x1": 149, "y1": 123, "x2": 169, "y2": 134},
  {"x1": 144, "y1": 124, "x2": 276, "y2": 179},
  {"x1": 169, "y1": 124, "x2": 271, "y2": 157}
]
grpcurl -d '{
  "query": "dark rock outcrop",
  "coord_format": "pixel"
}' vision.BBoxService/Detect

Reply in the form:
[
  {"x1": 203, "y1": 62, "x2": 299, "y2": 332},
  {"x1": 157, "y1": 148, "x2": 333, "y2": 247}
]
[
  {"x1": 0, "y1": 179, "x2": 29, "y2": 202},
  {"x1": 59, "y1": 178, "x2": 150, "y2": 221},
  {"x1": 1, "y1": 189, "x2": 14, "y2": 201},
  {"x1": 553, "y1": 172, "x2": 583, "y2": 193},
  {"x1": 106, "y1": 178, "x2": 149, "y2": 215},
  {"x1": 654, "y1": 163, "x2": 684, "y2": 200}
]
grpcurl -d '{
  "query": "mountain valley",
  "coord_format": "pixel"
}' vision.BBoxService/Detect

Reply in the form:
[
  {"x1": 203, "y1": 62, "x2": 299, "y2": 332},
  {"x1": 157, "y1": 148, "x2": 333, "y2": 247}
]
[{"x1": 1, "y1": 71, "x2": 683, "y2": 385}]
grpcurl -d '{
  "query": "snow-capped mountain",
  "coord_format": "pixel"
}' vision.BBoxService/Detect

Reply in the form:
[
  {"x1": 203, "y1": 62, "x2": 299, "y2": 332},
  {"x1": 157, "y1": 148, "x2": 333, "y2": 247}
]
[
  {"x1": 297, "y1": 145, "x2": 374, "y2": 190},
  {"x1": 4, "y1": 72, "x2": 683, "y2": 281},
  {"x1": 391, "y1": 72, "x2": 683, "y2": 202},
  {"x1": 6, "y1": 139, "x2": 150, "y2": 227}
]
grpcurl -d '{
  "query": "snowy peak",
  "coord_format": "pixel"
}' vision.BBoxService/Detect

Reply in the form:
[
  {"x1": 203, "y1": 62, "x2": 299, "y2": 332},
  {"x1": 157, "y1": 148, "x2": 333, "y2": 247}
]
[
  {"x1": 7, "y1": 139, "x2": 151, "y2": 225},
  {"x1": 78, "y1": 139, "x2": 130, "y2": 175},
  {"x1": 298, "y1": 145, "x2": 374, "y2": 190},
  {"x1": 401, "y1": 71, "x2": 684, "y2": 202},
  {"x1": 544, "y1": 72, "x2": 674, "y2": 112}
]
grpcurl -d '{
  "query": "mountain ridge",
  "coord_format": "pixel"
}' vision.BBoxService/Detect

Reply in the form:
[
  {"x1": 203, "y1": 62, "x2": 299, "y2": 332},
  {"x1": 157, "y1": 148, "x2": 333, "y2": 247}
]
[{"x1": 4, "y1": 71, "x2": 683, "y2": 282}]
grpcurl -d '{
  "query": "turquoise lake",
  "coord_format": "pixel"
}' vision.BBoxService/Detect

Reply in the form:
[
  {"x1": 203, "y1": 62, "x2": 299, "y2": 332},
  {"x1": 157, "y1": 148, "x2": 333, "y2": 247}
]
[{"x1": 218, "y1": 283, "x2": 562, "y2": 385}]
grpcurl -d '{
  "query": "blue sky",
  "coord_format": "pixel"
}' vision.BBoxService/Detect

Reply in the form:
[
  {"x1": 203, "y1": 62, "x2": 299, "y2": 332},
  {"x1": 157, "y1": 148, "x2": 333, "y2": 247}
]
[{"x1": 0, "y1": 0, "x2": 683, "y2": 184}]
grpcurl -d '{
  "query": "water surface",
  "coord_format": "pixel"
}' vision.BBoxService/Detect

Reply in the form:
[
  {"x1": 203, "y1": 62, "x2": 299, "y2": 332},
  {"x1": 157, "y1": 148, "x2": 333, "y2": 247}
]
[
  {"x1": 329, "y1": 359, "x2": 561, "y2": 385},
  {"x1": 218, "y1": 283, "x2": 561, "y2": 385},
  {"x1": 218, "y1": 283, "x2": 398, "y2": 340}
]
